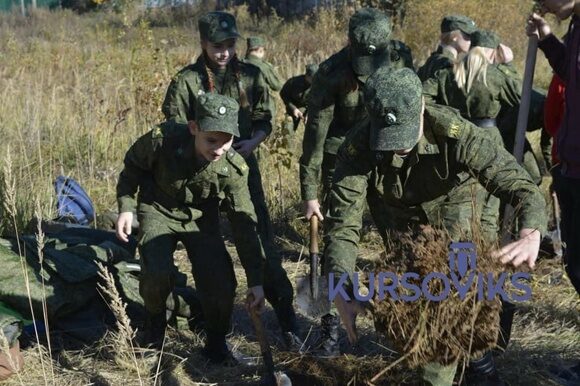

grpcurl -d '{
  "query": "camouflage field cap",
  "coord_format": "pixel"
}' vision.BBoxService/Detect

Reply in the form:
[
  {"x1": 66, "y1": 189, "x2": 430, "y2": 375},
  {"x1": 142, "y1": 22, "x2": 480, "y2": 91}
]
[
  {"x1": 247, "y1": 36, "x2": 265, "y2": 49},
  {"x1": 471, "y1": 29, "x2": 500, "y2": 49},
  {"x1": 198, "y1": 11, "x2": 241, "y2": 43},
  {"x1": 195, "y1": 93, "x2": 240, "y2": 137},
  {"x1": 440, "y1": 15, "x2": 478, "y2": 35},
  {"x1": 364, "y1": 67, "x2": 423, "y2": 151},
  {"x1": 305, "y1": 63, "x2": 318, "y2": 77},
  {"x1": 348, "y1": 8, "x2": 392, "y2": 76}
]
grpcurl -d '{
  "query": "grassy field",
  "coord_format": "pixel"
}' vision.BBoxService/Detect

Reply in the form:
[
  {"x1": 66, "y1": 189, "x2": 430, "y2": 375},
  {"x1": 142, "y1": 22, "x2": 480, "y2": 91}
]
[{"x1": 0, "y1": 1, "x2": 578, "y2": 385}]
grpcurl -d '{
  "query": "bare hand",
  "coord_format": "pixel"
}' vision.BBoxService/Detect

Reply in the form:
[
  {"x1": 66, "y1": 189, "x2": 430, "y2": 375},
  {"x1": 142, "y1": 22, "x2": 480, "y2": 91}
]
[
  {"x1": 492, "y1": 228, "x2": 541, "y2": 269},
  {"x1": 527, "y1": 13, "x2": 552, "y2": 40},
  {"x1": 334, "y1": 296, "x2": 365, "y2": 344},
  {"x1": 233, "y1": 139, "x2": 258, "y2": 159},
  {"x1": 292, "y1": 108, "x2": 304, "y2": 121},
  {"x1": 246, "y1": 285, "x2": 265, "y2": 313},
  {"x1": 304, "y1": 199, "x2": 324, "y2": 221},
  {"x1": 115, "y1": 212, "x2": 133, "y2": 243}
]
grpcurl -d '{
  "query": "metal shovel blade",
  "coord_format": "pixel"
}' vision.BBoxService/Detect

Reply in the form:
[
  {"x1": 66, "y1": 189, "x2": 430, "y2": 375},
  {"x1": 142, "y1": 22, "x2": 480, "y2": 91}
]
[
  {"x1": 295, "y1": 216, "x2": 331, "y2": 318},
  {"x1": 295, "y1": 275, "x2": 331, "y2": 318}
]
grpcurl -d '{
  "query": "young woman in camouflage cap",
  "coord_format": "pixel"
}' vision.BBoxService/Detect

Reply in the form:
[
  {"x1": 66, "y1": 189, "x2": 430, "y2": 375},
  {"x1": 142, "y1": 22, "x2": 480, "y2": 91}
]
[
  {"x1": 422, "y1": 29, "x2": 541, "y2": 222},
  {"x1": 162, "y1": 11, "x2": 301, "y2": 349},
  {"x1": 116, "y1": 94, "x2": 266, "y2": 364},
  {"x1": 417, "y1": 14, "x2": 478, "y2": 82}
]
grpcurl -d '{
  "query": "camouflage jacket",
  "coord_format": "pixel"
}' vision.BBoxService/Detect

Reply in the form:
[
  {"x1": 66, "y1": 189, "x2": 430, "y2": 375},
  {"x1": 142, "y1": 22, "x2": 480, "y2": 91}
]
[
  {"x1": 116, "y1": 121, "x2": 264, "y2": 286},
  {"x1": 243, "y1": 56, "x2": 283, "y2": 92},
  {"x1": 324, "y1": 104, "x2": 547, "y2": 276},
  {"x1": 417, "y1": 46, "x2": 455, "y2": 82},
  {"x1": 495, "y1": 63, "x2": 546, "y2": 135},
  {"x1": 422, "y1": 64, "x2": 521, "y2": 122},
  {"x1": 280, "y1": 74, "x2": 311, "y2": 116},
  {"x1": 299, "y1": 41, "x2": 414, "y2": 201},
  {"x1": 162, "y1": 55, "x2": 273, "y2": 140}
]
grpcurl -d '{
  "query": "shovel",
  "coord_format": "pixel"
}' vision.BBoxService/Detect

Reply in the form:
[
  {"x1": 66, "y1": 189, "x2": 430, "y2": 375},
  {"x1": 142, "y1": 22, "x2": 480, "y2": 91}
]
[
  {"x1": 247, "y1": 294, "x2": 292, "y2": 386},
  {"x1": 295, "y1": 216, "x2": 331, "y2": 318}
]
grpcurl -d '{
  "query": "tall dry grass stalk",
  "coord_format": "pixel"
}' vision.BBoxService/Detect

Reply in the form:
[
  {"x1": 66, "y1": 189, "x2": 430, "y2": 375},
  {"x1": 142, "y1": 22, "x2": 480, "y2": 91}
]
[
  {"x1": 1, "y1": 151, "x2": 49, "y2": 386},
  {"x1": 95, "y1": 261, "x2": 144, "y2": 384},
  {"x1": 33, "y1": 201, "x2": 55, "y2": 385}
]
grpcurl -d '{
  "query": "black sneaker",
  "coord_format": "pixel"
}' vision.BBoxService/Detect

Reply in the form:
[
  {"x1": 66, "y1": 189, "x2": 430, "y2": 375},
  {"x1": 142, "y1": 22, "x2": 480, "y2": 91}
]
[
  {"x1": 201, "y1": 334, "x2": 238, "y2": 366},
  {"x1": 142, "y1": 312, "x2": 167, "y2": 350},
  {"x1": 463, "y1": 352, "x2": 507, "y2": 386}
]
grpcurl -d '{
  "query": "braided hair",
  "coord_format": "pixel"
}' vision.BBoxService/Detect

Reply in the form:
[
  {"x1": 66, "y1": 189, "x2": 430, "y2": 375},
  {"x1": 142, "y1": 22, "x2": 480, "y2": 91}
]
[{"x1": 200, "y1": 49, "x2": 250, "y2": 110}]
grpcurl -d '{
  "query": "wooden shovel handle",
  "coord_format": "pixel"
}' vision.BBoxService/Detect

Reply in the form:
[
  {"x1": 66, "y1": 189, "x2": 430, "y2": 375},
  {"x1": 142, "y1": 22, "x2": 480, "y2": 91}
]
[
  {"x1": 247, "y1": 294, "x2": 276, "y2": 373},
  {"x1": 309, "y1": 215, "x2": 319, "y2": 254}
]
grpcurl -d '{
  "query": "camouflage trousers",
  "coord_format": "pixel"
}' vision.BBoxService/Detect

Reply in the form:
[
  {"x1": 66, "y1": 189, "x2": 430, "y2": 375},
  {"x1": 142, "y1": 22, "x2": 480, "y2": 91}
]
[
  {"x1": 245, "y1": 153, "x2": 297, "y2": 332},
  {"x1": 137, "y1": 201, "x2": 236, "y2": 337}
]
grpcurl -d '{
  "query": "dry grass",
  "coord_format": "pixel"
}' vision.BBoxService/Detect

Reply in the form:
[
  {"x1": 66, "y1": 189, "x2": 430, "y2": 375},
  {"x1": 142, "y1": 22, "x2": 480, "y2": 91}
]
[{"x1": 0, "y1": 2, "x2": 578, "y2": 385}]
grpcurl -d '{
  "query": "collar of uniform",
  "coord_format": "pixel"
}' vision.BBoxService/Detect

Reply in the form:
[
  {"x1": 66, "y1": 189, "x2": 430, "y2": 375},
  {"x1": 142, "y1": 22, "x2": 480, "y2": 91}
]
[{"x1": 416, "y1": 124, "x2": 440, "y2": 155}]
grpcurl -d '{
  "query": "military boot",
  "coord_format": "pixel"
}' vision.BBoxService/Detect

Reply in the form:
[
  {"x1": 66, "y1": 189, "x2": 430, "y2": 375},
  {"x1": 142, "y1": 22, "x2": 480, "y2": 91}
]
[
  {"x1": 463, "y1": 351, "x2": 506, "y2": 386},
  {"x1": 273, "y1": 298, "x2": 303, "y2": 352},
  {"x1": 313, "y1": 313, "x2": 340, "y2": 358},
  {"x1": 142, "y1": 311, "x2": 167, "y2": 350},
  {"x1": 201, "y1": 332, "x2": 238, "y2": 366}
]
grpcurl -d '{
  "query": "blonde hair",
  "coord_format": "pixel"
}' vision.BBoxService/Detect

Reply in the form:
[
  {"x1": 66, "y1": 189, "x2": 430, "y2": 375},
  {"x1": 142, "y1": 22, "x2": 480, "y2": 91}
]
[{"x1": 453, "y1": 46, "x2": 490, "y2": 93}]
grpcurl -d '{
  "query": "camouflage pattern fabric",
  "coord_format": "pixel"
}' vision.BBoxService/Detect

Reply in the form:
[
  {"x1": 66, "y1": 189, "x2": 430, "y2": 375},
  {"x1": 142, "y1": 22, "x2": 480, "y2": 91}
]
[
  {"x1": 0, "y1": 230, "x2": 138, "y2": 320},
  {"x1": 195, "y1": 93, "x2": 240, "y2": 136},
  {"x1": 162, "y1": 55, "x2": 272, "y2": 139},
  {"x1": 299, "y1": 40, "x2": 414, "y2": 201},
  {"x1": 324, "y1": 103, "x2": 547, "y2": 277},
  {"x1": 162, "y1": 57, "x2": 296, "y2": 329},
  {"x1": 280, "y1": 74, "x2": 311, "y2": 131},
  {"x1": 116, "y1": 121, "x2": 265, "y2": 288},
  {"x1": 417, "y1": 46, "x2": 455, "y2": 82},
  {"x1": 198, "y1": 11, "x2": 241, "y2": 43},
  {"x1": 243, "y1": 55, "x2": 283, "y2": 92}
]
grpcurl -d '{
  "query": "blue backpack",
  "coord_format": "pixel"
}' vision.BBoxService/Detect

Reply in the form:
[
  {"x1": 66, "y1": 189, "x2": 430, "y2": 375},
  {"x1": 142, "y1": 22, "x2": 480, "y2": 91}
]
[{"x1": 54, "y1": 176, "x2": 95, "y2": 225}]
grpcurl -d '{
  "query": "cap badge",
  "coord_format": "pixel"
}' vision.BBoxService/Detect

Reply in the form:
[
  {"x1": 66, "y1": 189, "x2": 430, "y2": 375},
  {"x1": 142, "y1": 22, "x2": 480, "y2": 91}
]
[
  {"x1": 386, "y1": 112, "x2": 397, "y2": 124},
  {"x1": 368, "y1": 44, "x2": 377, "y2": 53},
  {"x1": 220, "y1": 20, "x2": 228, "y2": 29},
  {"x1": 218, "y1": 106, "x2": 227, "y2": 115}
]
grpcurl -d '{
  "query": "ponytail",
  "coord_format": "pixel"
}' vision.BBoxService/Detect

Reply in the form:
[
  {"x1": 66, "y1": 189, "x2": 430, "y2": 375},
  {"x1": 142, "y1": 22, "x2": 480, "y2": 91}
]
[
  {"x1": 453, "y1": 46, "x2": 489, "y2": 93},
  {"x1": 200, "y1": 52, "x2": 216, "y2": 92}
]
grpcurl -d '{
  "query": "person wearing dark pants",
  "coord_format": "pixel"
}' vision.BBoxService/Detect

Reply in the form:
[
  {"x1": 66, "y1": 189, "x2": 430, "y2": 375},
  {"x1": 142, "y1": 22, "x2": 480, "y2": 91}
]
[{"x1": 528, "y1": 0, "x2": 580, "y2": 382}]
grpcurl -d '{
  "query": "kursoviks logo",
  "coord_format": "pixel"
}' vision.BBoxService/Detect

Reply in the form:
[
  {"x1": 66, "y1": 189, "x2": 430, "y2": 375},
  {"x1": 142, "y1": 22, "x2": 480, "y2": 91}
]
[{"x1": 329, "y1": 242, "x2": 532, "y2": 303}]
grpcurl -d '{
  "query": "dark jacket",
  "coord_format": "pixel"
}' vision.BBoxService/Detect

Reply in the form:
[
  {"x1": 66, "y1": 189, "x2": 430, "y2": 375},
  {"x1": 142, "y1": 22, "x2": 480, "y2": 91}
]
[{"x1": 538, "y1": 15, "x2": 580, "y2": 178}]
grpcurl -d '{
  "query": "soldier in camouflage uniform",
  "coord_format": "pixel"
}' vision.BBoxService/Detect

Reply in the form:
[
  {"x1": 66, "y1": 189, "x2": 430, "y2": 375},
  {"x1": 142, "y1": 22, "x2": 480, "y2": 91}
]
[
  {"x1": 280, "y1": 63, "x2": 318, "y2": 133},
  {"x1": 300, "y1": 7, "x2": 413, "y2": 222},
  {"x1": 326, "y1": 68, "x2": 546, "y2": 386},
  {"x1": 423, "y1": 29, "x2": 543, "y2": 188},
  {"x1": 161, "y1": 12, "x2": 301, "y2": 349},
  {"x1": 116, "y1": 94, "x2": 266, "y2": 363},
  {"x1": 244, "y1": 36, "x2": 283, "y2": 121},
  {"x1": 244, "y1": 36, "x2": 283, "y2": 93},
  {"x1": 417, "y1": 15, "x2": 478, "y2": 82},
  {"x1": 299, "y1": 7, "x2": 413, "y2": 356}
]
